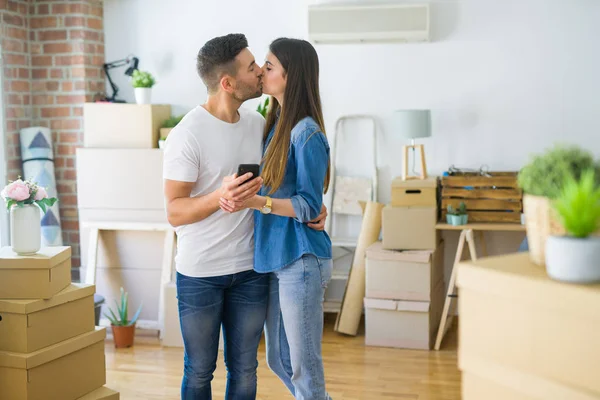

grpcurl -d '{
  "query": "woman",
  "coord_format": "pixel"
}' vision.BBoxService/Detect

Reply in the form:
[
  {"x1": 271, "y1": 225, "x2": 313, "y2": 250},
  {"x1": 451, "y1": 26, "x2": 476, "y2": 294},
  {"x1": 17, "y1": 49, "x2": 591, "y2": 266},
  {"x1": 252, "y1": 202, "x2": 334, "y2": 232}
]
[{"x1": 220, "y1": 37, "x2": 333, "y2": 400}]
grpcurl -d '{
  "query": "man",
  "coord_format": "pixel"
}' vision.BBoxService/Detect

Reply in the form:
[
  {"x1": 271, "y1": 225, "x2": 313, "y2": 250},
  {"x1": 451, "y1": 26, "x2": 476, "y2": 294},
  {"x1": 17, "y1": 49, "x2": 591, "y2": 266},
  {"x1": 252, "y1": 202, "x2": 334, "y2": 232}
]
[{"x1": 163, "y1": 33, "x2": 326, "y2": 400}]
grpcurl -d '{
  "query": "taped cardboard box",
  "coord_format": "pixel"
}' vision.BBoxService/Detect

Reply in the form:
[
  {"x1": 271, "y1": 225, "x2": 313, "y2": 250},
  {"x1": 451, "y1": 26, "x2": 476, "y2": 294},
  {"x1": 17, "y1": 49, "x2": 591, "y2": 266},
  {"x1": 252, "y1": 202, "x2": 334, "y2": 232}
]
[
  {"x1": 77, "y1": 386, "x2": 120, "y2": 400},
  {"x1": 382, "y1": 206, "x2": 439, "y2": 251},
  {"x1": 364, "y1": 279, "x2": 444, "y2": 350},
  {"x1": 391, "y1": 176, "x2": 438, "y2": 207},
  {"x1": 365, "y1": 240, "x2": 444, "y2": 301},
  {"x1": 0, "y1": 283, "x2": 95, "y2": 353},
  {"x1": 0, "y1": 246, "x2": 71, "y2": 299},
  {"x1": 0, "y1": 327, "x2": 106, "y2": 400},
  {"x1": 457, "y1": 252, "x2": 600, "y2": 397}
]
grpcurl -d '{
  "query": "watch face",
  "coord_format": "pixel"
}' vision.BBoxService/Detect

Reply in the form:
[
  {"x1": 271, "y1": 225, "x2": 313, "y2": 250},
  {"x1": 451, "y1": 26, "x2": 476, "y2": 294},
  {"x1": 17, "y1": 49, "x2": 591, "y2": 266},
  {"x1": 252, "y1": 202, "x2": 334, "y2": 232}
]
[{"x1": 261, "y1": 206, "x2": 272, "y2": 214}]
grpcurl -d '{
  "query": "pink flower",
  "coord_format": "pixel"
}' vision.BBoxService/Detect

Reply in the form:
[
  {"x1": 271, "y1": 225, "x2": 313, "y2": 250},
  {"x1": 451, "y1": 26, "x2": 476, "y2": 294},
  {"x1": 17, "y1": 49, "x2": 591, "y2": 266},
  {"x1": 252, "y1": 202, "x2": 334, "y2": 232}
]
[
  {"x1": 34, "y1": 187, "x2": 48, "y2": 200},
  {"x1": 2, "y1": 180, "x2": 31, "y2": 202}
]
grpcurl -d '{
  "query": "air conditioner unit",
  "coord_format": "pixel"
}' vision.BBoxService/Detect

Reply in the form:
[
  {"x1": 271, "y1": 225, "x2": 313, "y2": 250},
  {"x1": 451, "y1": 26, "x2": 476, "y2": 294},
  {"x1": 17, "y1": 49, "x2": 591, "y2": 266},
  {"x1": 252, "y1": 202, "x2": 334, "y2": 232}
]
[{"x1": 308, "y1": 3, "x2": 430, "y2": 43}]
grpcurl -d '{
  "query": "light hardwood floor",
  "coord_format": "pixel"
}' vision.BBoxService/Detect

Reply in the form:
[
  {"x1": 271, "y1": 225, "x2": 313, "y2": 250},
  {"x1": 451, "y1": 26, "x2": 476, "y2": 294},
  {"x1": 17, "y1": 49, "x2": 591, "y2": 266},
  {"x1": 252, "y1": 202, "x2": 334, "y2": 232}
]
[{"x1": 105, "y1": 316, "x2": 461, "y2": 400}]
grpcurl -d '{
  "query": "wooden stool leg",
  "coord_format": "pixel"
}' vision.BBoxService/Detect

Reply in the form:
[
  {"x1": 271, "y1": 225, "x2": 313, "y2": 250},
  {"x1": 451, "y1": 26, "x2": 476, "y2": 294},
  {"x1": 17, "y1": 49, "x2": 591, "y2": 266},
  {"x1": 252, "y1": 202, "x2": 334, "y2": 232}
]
[
  {"x1": 419, "y1": 144, "x2": 427, "y2": 179},
  {"x1": 402, "y1": 145, "x2": 409, "y2": 180},
  {"x1": 158, "y1": 230, "x2": 176, "y2": 339},
  {"x1": 478, "y1": 230, "x2": 487, "y2": 257},
  {"x1": 434, "y1": 229, "x2": 467, "y2": 350},
  {"x1": 85, "y1": 228, "x2": 99, "y2": 285}
]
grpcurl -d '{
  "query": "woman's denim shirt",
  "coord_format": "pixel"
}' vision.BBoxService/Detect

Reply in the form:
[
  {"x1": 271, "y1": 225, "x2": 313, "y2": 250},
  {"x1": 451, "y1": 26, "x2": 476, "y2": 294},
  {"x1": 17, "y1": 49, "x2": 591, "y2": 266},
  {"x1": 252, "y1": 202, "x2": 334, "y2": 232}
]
[{"x1": 253, "y1": 116, "x2": 332, "y2": 273}]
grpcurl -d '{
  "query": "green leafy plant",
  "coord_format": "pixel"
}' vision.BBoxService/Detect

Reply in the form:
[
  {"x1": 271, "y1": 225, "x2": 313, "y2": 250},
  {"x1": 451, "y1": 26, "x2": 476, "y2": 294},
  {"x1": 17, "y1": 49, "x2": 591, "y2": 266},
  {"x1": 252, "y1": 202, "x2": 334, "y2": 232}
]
[
  {"x1": 104, "y1": 287, "x2": 143, "y2": 327},
  {"x1": 517, "y1": 144, "x2": 600, "y2": 199},
  {"x1": 553, "y1": 169, "x2": 600, "y2": 238},
  {"x1": 256, "y1": 96, "x2": 269, "y2": 118},
  {"x1": 131, "y1": 70, "x2": 156, "y2": 88},
  {"x1": 162, "y1": 115, "x2": 184, "y2": 129},
  {"x1": 447, "y1": 202, "x2": 467, "y2": 216}
]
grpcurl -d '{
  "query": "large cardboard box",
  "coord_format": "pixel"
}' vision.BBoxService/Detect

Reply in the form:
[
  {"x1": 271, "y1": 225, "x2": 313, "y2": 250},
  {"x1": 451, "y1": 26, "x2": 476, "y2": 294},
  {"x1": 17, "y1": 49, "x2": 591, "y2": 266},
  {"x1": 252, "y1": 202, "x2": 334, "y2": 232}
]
[
  {"x1": 382, "y1": 206, "x2": 438, "y2": 250},
  {"x1": 0, "y1": 283, "x2": 95, "y2": 353},
  {"x1": 457, "y1": 252, "x2": 600, "y2": 397},
  {"x1": 391, "y1": 176, "x2": 438, "y2": 207},
  {"x1": 0, "y1": 246, "x2": 71, "y2": 299},
  {"x1": 76, "y1": 148, "x2": 165, "y2": 210},
  {"x1": 364, "y1": 280, "x2": 444, "y2": 350},
  {"x1": 77, "y1": 386, "x2": 120, "y2": 400},
  {"x1": 0, "y1": 327, "x2": 106, "y2": 400},
  {"x1": 83, "y1": 103, "x2": 171, "y2": 148},
  {"x1": 365, "y1": 240, "x2": 443, "y2": 301}
]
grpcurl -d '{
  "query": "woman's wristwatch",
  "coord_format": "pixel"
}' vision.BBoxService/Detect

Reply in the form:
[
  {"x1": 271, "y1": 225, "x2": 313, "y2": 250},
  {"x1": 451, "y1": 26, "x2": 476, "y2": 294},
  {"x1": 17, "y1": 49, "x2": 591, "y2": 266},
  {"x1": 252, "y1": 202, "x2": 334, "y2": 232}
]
[{"x1": 260, "y1": 196, "x2": 272, "y2": 214}]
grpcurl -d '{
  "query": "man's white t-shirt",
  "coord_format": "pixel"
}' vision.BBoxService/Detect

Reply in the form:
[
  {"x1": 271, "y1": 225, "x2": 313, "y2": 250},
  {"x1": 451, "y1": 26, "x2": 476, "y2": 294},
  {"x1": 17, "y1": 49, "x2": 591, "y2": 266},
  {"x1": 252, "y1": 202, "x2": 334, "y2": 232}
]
[{"x1": 163, "y1": 105, "x2": 265, "y2": 278}]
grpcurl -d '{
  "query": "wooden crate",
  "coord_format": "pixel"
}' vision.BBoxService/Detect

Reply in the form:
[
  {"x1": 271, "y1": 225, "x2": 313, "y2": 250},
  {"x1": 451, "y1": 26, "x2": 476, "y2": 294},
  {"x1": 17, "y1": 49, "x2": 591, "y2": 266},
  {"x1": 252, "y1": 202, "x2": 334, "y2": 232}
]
[{"x1": 441, "y1": 172, "x2": 522, "y2": 223}]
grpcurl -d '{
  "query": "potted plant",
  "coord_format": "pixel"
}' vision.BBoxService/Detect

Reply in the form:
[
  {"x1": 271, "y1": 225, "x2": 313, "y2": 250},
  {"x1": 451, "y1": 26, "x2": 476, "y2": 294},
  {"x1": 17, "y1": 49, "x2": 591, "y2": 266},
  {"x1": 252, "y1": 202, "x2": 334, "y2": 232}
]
[
  {"x1": 131, "y1": 70, "x2": 156, "y2": 105},
  {"x1": 0, "y1": 177, "x2": 57, "y2": 255},
  {"x1": 159, "y1": 114, "x2": 184, "y2": 149},
  {"x1": 517, "y1": 144, "x2": 600, "y2": 265},
  {"x1": 545, "y1": 169, "x2": 600, "y2": 283},
  {"x1": 446, "y1": 202, "x2": 468, "y2": 226},
  {"x1": 257, "y1": 96, "x2": 269, "y2": 118},
  {"x1": 104, "y1": 287, "x2": 143, "y2": 348}
]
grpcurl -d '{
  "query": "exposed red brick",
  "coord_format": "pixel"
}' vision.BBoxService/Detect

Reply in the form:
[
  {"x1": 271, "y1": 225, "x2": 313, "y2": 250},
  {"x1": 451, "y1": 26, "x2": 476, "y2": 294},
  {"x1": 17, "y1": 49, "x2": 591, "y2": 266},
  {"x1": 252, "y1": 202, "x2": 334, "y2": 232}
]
[
  {"x1": 4, "y1": 53, "x2": 27, "y2": 65},
  {"x1": 7, "y1": 94, "x2": 22, "y2": 105},
  {"x1": 56, "y1": 94, "x2": 86, "y2": 104},
  {"x1": 52, "y1": 3, "x2": 90, "y2": 14},
  {"x1": 59, "y1": 195, "x2": 78, "y2": 206},
  {"x1": 52, "y1": 120, "x2": 81, "y2": 131},
  {"x1": 33, "y1": 95, "x2": 54, "y2": 105},
  {"x1": 32, "y1": 68, "x2": 48, "y2": 79},
  {"x1": 61, "y1": 208, "x2": 78, "y2": 219},
  {"x1": 64, "y1": 16, "x2": 85, "y2": 27},
  {"x1": 32, "y1": 55, "x2": 52, "y2": 67},
  {"x1": 17, "y1": 68, "x2": 29, "y2": 79},
  {"x1": 30, "y1": 16, "x2": 57, "y2": 29},
  {"x1": 11, "y1": 80, "x2": 30, "y2": 91},
  {"x1": 58, "y1": 132, "x2": 79, "y2": 143},
  {"x1": 30, "y1": 43, "x2": 42, "y2": 54},
  {"x1": 2, "y1": 38, "x2": 25, "y2": 52},
  {"x1": 90, "y1": 4, "x2": 103, "y2": 17},
  {"x1": 36, "y1": 3, "x2": 49, "y2": 15},
  {"x1": 3, "y1": 13, "x2": 24, "y2": 26},
  {"x1": 38, "y1": 30, "x2": 67, "y2": 41},
  {"x1": 60, "y1": 219, "x2": 79, "y2": 230},
  {"x1": 41, "y1": 107, "x2": 71, "y2": 118},
  {"x1": 62, "y1": 169, "x2": 77, "y2": 180},
  {"x1": 56, "y1": 55, "x2": 85, "y2": 66},
  {"x1": 87, "y1": 17, "x2": 102, "y2": 30},
  {"x1": 43, "y1": 43, "x2": 73, "y2": 54},
  {"x1": 50, "y1": 68, "x2": 63, "y2": 78},
  {"x1": 75, "y1": 81, "x2": 86, "y2": 91},
  {"x1": 66, "y1": 158, "x2": 75, "y2": 168},
  {"x1": 69, "y1": 29, "x2": 100, "y2": 41},
  {"x1": 6, "y1": 27, "x2": 27, "y2": 40}
]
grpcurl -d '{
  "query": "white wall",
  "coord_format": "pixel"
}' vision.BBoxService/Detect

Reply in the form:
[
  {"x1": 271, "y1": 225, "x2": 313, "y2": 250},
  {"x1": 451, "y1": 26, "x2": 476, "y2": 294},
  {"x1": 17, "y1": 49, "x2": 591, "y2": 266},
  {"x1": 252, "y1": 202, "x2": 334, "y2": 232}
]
[{"x1": 101, "y1": 0, "x2": 598, "y2": 316}]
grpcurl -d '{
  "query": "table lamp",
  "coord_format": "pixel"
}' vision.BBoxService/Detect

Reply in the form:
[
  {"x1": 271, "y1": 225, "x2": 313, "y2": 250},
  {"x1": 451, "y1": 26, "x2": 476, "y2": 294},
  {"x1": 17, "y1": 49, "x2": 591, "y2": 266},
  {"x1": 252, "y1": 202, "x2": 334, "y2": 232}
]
[{"x1": 393, "y1": 109, "x2": 431, "y2": 180}]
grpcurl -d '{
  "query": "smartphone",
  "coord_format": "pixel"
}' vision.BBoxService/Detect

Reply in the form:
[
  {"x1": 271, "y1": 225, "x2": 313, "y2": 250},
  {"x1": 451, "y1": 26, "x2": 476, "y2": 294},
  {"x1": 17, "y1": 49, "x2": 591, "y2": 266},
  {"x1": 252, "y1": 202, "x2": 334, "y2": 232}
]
[{"x1": 237, "y1": 164, "x2": 260, "y2": 183}]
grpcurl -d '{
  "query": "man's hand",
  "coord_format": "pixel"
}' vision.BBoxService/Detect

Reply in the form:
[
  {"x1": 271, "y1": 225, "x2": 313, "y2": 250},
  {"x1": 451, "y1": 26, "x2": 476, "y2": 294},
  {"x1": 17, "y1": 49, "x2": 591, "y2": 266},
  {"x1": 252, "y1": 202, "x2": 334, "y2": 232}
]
[
  {"x1": 307, "y1": 204, "x2": 328, "y2": 231},
  {"x1": 219, "y1": 173, "x2": 262, "y2": 213}
]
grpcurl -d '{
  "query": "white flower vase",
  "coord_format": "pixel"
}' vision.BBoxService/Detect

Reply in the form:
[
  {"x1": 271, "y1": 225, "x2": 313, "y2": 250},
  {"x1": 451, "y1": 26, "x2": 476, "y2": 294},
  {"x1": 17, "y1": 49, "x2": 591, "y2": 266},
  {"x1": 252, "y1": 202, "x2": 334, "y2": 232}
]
[
  {"x1": 10, "y1": 204, "x2": 41, "y2": 255},
  {"x1": 134, "y1": 87, "x2": 152, "y2": 105}
]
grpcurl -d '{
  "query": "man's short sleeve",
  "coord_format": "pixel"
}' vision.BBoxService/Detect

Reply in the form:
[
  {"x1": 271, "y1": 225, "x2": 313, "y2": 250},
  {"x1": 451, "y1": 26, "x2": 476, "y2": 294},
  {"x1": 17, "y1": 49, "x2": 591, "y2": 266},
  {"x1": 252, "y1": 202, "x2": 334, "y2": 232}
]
[{"x1": 162, "y1": 127, "x2": 200, "y2": 183}]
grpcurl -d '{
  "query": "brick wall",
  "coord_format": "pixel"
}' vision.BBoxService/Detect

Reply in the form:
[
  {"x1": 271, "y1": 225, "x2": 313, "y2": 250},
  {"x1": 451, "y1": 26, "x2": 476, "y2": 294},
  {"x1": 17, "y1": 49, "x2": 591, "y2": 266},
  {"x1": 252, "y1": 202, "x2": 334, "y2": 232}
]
[{"x1": 1, "y1": 0, "x2": 105, "y2": 268}]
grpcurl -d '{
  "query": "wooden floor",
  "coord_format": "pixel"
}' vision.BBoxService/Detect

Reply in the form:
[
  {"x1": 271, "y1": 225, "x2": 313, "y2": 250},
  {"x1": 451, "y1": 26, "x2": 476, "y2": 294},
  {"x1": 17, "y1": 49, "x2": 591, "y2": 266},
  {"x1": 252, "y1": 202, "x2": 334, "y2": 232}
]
[{"x1": 105, "y1": 316, "x2": 461, "y2": 400}]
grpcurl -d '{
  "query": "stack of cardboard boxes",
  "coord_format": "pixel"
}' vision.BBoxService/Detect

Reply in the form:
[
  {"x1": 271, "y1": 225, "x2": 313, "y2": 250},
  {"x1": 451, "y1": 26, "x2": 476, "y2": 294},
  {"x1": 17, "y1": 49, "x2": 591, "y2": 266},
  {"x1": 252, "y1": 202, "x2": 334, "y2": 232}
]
[
  {"x1": 0, "y1": 246, "x2": 119, "y2": 399},
  {"x1": 364, "y1": 177, "x2": 444, "y2": 350}
]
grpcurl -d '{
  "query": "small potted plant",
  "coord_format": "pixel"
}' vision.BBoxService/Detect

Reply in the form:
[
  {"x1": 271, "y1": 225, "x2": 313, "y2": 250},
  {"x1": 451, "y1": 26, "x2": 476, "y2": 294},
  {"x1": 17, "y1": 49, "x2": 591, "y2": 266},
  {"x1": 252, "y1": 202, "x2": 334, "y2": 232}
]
[
  {"x1": 131, "y1": 70, "x2": 156, "y2": 105},
  {"x1": 1, "y1": 177, "x2": 57, "y2": 255},
  {"x1": 545, "y1": 169, "x2": 600, "y2": 283},
  {"x1": 257, "y1": 96, "x2": 269, "y2": 118},
  {"x1": 446, "y1": 202, "x2": 468, "y2": 226},
  {"x1": 104, "y1": 287, "x2": 143, "y2": 348},
  {"x1": 159, "y1": 114, "x2": 184, "y2": 149},
  {"x1": 517, "y1": 144, "x2": 600, "y2": 265}
]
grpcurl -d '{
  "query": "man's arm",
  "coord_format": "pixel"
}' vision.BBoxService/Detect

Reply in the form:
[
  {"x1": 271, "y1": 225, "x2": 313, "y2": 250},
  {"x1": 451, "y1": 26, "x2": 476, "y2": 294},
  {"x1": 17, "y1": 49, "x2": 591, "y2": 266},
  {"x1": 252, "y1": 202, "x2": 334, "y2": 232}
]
[{"x1": 165, "y1": 173, "x2": 262, "y2": 227}]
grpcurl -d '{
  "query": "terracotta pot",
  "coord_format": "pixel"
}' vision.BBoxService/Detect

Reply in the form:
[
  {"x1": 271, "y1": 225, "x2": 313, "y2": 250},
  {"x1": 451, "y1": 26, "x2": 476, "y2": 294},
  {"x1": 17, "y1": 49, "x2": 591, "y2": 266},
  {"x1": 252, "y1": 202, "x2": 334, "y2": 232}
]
[{"x1": 111, "y1": 324, "x2": 136, "y2": 348}]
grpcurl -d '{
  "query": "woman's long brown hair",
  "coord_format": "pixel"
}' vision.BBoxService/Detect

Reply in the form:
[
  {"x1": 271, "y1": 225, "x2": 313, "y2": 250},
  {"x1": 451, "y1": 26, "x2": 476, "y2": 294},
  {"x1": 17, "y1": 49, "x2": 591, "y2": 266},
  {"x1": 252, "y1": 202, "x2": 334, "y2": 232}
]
[{"x1": 262, "y1": 38, "x2": 330, "y2": 195}]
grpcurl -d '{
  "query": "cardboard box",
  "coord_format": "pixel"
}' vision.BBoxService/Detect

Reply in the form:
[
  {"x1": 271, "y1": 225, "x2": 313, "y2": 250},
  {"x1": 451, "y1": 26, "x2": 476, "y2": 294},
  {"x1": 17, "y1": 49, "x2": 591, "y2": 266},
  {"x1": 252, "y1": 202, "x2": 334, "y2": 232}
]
[
  {"x1": 83, "y1": 103, "x2": 171, "y2": 148},
  {"x1": 0, "y1": 327, "x2": 106, "y2": 400},
  {"x1": 382, "y1": 206, "x2": 438, "y2": 250},
  {"x1": 76, "y1": 148, "x2": 165, "y2": 210},
  {"x1": 457, "y1": 252, "x2": 600, "y2": 397},
  {"x1": 364, "y1": 280, "x2": 444, "y2": 350},
  {"x1": 0, "y1": 246, "x2": 71, "y2": 299},
  {"x1": 391, "y1": 176, "x2": 438, "y2": 207},
  {"x1": 365, "y1": 240, "x2": 443, "y2": 301},
  {"x1": 77, "y1": 386, "x2": 120, "y2": 400},
  {"x1": 0, "y1": 283, "x2": 95, "y2": 353}
]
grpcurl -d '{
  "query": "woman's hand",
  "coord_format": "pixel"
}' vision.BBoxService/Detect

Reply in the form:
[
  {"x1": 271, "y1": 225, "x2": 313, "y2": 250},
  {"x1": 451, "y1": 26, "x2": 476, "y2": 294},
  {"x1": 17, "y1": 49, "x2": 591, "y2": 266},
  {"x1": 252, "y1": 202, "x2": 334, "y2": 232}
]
[
  {"x1": 220, "y1": 194, "x2": 262, "y2": 214},
  {"x1": 307, "y1": 204, "x2": 328, "y2": 231}
]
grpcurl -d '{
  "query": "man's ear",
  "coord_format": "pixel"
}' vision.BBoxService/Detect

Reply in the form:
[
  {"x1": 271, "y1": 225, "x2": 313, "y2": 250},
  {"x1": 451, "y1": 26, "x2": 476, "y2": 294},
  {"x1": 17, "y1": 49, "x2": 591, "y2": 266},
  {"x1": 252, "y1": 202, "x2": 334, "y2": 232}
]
[{"x1": 220, "y1": 75, "x2": 235, "y2": 94}]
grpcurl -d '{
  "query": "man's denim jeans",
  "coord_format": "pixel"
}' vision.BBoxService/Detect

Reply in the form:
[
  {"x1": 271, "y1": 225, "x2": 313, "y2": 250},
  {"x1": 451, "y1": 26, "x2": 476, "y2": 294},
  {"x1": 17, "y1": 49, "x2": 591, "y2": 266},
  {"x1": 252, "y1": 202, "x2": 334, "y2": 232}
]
[{"x1": 177, "y1": 270, "x2": 268, "y2": 400}]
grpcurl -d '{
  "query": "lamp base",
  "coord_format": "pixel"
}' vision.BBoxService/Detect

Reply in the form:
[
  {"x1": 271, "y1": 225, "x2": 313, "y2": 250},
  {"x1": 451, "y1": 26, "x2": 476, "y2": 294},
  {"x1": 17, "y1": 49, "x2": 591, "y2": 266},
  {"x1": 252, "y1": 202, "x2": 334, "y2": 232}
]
[{"x1": 402, "y1": 144, "x2": 428, "y2": 180}]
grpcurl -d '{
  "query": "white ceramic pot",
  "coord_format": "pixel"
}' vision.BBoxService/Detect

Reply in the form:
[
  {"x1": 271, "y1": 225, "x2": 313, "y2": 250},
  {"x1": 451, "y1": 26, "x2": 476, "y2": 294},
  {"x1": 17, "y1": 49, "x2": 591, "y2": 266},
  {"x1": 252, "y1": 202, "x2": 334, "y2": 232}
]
[
  {"x1": 546, "y1": 235, "x2": 600, "y2": 284},
  {"x1": 134, "y1": 87, "x2": 152, "y2": 104},
  {"x1": 10, "y1": 204, "x2": 41, "y2": 255}
]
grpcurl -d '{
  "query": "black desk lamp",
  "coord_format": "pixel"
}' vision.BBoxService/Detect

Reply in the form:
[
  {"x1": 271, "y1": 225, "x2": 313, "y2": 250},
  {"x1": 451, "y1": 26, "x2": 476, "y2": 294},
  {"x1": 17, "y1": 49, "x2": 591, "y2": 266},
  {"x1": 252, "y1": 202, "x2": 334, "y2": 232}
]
[{"x1": 103, "y1": 55, "x2": 139, "y2": 103}]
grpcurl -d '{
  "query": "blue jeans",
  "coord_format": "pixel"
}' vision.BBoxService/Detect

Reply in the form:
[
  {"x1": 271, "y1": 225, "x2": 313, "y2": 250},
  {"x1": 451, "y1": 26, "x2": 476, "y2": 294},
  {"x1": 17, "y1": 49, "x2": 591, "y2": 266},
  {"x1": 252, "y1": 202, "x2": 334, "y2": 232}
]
[
  {"x1": 264, "y1": 254, "x2": 333, "y2": 400},
  {"x1": 177, "y1": 270, "x2": 269, "y2": 400}
]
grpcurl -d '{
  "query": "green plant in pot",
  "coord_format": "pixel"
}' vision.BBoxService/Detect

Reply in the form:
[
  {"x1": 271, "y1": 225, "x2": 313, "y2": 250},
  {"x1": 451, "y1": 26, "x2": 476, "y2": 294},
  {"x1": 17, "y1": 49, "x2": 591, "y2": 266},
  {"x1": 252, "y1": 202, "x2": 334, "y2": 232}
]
[
  {"x1": 131, "y1": 70, "x2": 156, "y2": 105},
  {"x1": 256, "y1": 96, "x2": 269, "y2": 118},
  {"x1": 517, "y1": 144, "x2": 600, "y2": 266},
  {"x1": 545, "y1": 169, "x2": 600, "y2": 283},
  {"x1": 446, "y1": 202, "x2": 468, "y2": 226},
  {"x1": 159, "y1": 114, "x2": 184, "y2": 148},
  {"x1": 104, "y1": 287, "x2": 143, "y2": 348}
]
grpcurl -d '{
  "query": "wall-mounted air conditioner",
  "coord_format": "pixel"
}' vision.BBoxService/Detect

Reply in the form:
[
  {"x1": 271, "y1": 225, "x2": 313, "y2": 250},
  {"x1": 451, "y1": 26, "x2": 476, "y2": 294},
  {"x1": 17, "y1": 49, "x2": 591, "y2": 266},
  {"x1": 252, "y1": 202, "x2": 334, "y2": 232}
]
[{"x1": 308, "y1": 3, "x2": 430, "y2": 43}]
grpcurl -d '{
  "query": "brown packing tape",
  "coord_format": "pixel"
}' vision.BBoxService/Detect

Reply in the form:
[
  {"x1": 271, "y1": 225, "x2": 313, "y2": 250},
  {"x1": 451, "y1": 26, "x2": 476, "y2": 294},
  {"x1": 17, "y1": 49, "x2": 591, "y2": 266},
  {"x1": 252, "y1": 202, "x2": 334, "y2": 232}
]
[{"x1": 335, "y1": 201, "x2": 384, "y2": 336}]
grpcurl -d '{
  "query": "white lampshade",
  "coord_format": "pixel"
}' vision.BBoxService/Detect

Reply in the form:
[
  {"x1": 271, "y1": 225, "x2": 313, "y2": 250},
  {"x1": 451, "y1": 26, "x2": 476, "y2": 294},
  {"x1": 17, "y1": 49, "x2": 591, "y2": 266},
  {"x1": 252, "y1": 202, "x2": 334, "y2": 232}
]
[{"x1": 393, "y1": 110, "x2": 431, "y2": 139}]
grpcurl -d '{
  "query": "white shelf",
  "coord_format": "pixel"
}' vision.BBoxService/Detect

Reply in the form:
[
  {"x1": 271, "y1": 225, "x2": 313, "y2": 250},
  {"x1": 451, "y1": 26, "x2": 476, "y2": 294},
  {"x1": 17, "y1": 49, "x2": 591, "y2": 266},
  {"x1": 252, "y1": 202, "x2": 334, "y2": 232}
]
[
  {"x1": 324, "y1": 301, "x2": 341, "y2": 313},
  {"x1": 330, "y1": 236, "x2": 358, "y2": 248}
]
